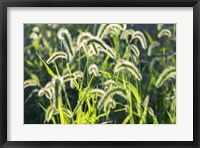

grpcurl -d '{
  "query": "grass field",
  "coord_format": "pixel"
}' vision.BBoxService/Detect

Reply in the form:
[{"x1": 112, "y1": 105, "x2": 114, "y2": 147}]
[{"x1": 24, "y1": 24, "x2": 176, "y2": 124}]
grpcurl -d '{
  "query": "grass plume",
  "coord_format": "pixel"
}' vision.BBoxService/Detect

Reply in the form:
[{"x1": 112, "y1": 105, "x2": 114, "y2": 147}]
[
  {"x1": 114, "y1": 59, "x2": 142, "y2": 81},
  {"x1": 155, "y1": 66, "x2": 176, "y2": 88}
]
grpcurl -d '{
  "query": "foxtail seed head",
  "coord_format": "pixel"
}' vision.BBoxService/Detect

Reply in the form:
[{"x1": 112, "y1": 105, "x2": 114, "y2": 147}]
[
  {"x1": 86, "y1": 37, "x2": 116, "y2": 59},
  {"x1": 129, "y1": 44, "x2": 140, "y2": 57},
  {"x1": 24, "y1": 79, "x2": 38, "y2": 88},
  {"x1": 57, "y1": 28, "x2": 74, "y2": 61},
  {"x1": 98, "y1": 86, "x2": 128, "y2": 110},
  {"x1": 133, "y1": 31, "x2": 147, "y2": 49},
  {"x1": 147, "y1": 41, "x2": 160, "y2": 56},
  {"x1": 46, "y1": 51, "x2": 68, "y2": 64},
  {"x1": 114, "y1": 59, "x2": 142, "y2": 81},
  {"x1": 120, "y1": 29, "x2": 135, "y2": 41},
  {"x1": 90, "y1": 88, "x2": 106, "y2": 98},
  {"x1": 52, "y1": 76, "x2": 63, "y2": 108},
  {"x1": 97, "y1": 24, "x2": 126, "y2": 39},
  {"x1": 158, "y1": 29, "x2": 172, "y2": 38},
  {"x1": 88, "y1": 64, "x2": 101, "y2": 77},
  {"x1": 77, "y1": 32, "x2": 94, "y2": 46},
  {"x1": 73, "y1": 71, "x2": 84, "y2": 79},
  {"x1": 155, "y1": 66, "x2": 176, "y2": 88}
]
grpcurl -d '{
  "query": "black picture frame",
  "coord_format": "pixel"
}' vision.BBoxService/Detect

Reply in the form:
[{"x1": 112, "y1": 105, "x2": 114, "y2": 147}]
[{"x1": 0, "y1": 0, "x2": 200, "y2": 147}]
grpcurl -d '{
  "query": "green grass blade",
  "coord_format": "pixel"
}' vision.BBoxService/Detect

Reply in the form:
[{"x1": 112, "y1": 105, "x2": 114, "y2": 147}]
[{"x1": 36, "y1": 52, "x2": 56, "y2": 78}]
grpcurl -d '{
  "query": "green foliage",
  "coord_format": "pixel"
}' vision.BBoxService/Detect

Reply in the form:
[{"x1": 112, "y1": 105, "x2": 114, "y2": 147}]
[{"x1": 24, "y1": 24, "x2": 176, "y2": 124}]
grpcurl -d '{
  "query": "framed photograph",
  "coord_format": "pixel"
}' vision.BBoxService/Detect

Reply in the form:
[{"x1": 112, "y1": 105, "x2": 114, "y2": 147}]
[{"x1": 1, "y1": 0, "x2": 199, "y2": 147}]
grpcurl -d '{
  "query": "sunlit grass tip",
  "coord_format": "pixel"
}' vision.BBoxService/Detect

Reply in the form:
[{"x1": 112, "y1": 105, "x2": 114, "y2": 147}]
[
  {"x1": 157, "y1": 24, "x2": 164, "y2": 31},
  {"x1": 103, "y1": 79, "x2": 116, "y2": 86},
  {"x1": 86, "y1": 37, "x2": 116, "y2": 59},
  {"x1": 157, "y1": 29, "x2": 172, "y2": 38},
  {"x1": 45, "y1": 105, "x2": 56, "y2": 123},
  {"x1": 24, "y1": 79, "x2": 38, "y2": 88},
  {"x1": 129, "y1": 44, "x2": 140, "y2": 57},
  {"x1": 121, "y1": 29, "x2": 147, "y2": 49},
  {"x1": 45, "y1": 81, "x2": 54, "y2": 89},
  {"x1": 46, "y1": 51, "x2": 68, "y2": 64},
  {"x1": 133, "y1": 31, "x2": 147, "y2": 49},
  {"x1": 38, "y1": 87, "x2": 53, "y2": 100},
  {"x1": 97, "y1": 24, "x2": 127, "y2": 39},
  {"x1": 52, "y1": 76, "x2": 63, "y2": 108},
  {"x1": 77, "y1": 32, "x2": 94, "y2": 46},
  {"x1": 97, "y1": 86, "x2": 128, "y2": 110},
  {"x1": 90, "y1": 88, "x2": 106, "y2": 97},
  {"x1": 114, "y1": 59, "x2": 142, "y2": 81},
  {"x1": 32, "y1": 26, "x2": 40, "y2": 33},
  {"x1": 103, "y1": 99, "x2": 116, "y2": 112},
  {"x1": 73, "y1": 71, "x2": 84, "y2": 79},
  {"x1": 57, "y1": 28, "x2": 74, "y2": 61},
  {"x1": 38, "y1": 88, "x2": 46, "y2": 97},
  {"x1": 88, "y1": 64, "x2": 101, "y2": 77},
  {"x1": 37, "y1": 81, "x2": 54, "y2": 100},
  {"x1": 147, "y1": 41, "x2": 160, "y2": 56},
  {"x1": 62, "y1": 74, "x2": 75, "y2": 83},
  {"x1": 103, "y1": 79, "x2": 117, "y2": 90},
  {"x1": 155, "y1": 66, "x2": 176, "y2": 88},
  {"x1": 29, "y1": 32, "x2": 38, "y2": 39},
  {"x1": 120, "y1": 29, "x2": 135, "y2": 41},
  {"x1": 62, "y1": 71, "x2": 83, "y2": 88}
]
